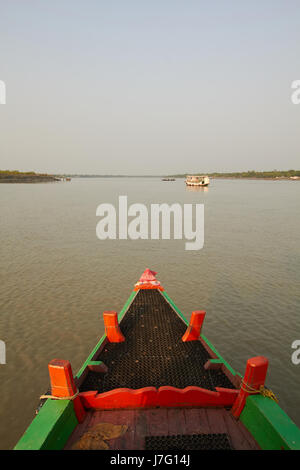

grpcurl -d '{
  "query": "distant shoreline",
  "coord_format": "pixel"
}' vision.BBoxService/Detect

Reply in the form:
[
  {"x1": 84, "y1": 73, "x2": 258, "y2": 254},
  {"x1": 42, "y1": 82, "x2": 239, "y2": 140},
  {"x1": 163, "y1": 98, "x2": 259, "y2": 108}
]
[
  {"x1": 61, "y1": 170, "x2": 300, "y2": 179},
  {"x1": 1, "y1": 170, "x2": 299, "y2": 182},
  {"x1": 0, "y1": 171, "x2": 60, "y2": 183},
  {"x1": 170, "y1": 171, "x2": 300, "y2": 180},
  {"x1": 209, "y1": 176, "x2": 300, "y2": 181}
]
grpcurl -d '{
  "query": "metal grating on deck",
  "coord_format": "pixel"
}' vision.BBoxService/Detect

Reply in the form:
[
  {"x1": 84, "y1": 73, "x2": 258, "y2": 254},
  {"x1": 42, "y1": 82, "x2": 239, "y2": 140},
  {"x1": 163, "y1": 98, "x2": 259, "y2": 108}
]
[
  {"x1": 145, "y1": 433, "x2": 233, "y2": 450},
  {"x1": 80, "y1": 289, "x2": 236, "y2": 393}
]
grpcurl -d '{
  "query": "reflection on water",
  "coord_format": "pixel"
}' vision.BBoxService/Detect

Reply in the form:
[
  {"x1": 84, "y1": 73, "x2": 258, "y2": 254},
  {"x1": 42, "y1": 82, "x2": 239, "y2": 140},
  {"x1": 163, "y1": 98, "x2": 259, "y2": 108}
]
[
  {"x1": 0, "y1": 178, "x2": 299, "y2": 449},
  {"x1": 185, "y1": 185, "x2": 209, "y2": 192}
]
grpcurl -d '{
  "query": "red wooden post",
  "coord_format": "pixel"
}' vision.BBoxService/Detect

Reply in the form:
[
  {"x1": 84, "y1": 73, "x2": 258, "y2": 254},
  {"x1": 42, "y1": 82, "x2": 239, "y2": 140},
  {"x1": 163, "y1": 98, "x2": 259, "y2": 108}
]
[
  {"x1": 182, "y1": 311, "x2": 206, "y2": 342},
  {"x1": 231, "y1": 356, "x2": 269, "y2": 419},
  {"x1": 103, "y1": 311, "x2": 125, "y2": 343},
  {"x1": 48, "y1": 359, "x2": 86, "y2": 423}
]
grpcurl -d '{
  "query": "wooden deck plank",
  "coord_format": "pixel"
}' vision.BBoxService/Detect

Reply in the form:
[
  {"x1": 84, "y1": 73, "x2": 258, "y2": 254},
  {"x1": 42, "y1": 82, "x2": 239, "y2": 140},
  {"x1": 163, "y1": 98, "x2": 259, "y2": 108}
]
[
  {"x1": 206, "y1": 408, "x2": 227, "y2": 434},
  {"x1": 64, "y1": 410, "x2": 93, "y2": 450},
  {"x1": 112, "y1": 410, "x2": 136, "y2": 450},
  {"x1": 184, "y1": 409, "x2": 202, "y2": 434},
  {"x1": 64, "y1": 407, "x2": 260, "y2": 451},
  {"x1": 146, "y1": 408, "x2": 169, "y2": 436},
  {"x1": 234, "y1": 419, "x2": 260, "y2": 449},
  {"x1": 88, "y1": 410, "x2": 103, "y2": 428},
  {"x1": 222, "y1": 409, "x2": 254, "y2": 450},
  {"x1": 195, "y1": 408, "x2": 211, "y2": 434},
  {"x1": 93, "y1": 410, "x2": 121, "y2": 450},
  {"x1": 167, "y1": 408, "x2": 186, "y2": 435},
  {"x1": 134, "y1": 409, "x2": 148, "y2": 450},
  {"x1": 98, "y1": 410, "x2": 135, "y2": 450}
]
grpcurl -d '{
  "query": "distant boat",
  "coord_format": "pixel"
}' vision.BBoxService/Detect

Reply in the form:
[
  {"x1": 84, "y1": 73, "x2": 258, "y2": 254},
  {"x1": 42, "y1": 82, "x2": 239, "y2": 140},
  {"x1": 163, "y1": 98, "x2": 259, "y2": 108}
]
[
  {"x1": 185, "y1": 175, "x2": 210, "y2": 187},
  {"x1": 66, "y1": 177, "x2": 71, "y2": 182},
  {"x1": 162, "y1": 178, "x2": 175, "y2": 181}
]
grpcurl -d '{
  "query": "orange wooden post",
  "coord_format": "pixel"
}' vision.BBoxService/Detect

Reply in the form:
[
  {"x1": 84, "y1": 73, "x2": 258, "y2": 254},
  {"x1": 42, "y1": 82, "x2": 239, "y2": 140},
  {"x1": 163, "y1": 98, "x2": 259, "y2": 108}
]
[
  {"x1": 182, "y1": 311, "x2": 206, "y2": 342},
  {"x1": 48, "y1": 359, "x2": 86, "y2": 423},
  {"x1": 231, "y1": 356, "x2": 269, "y2": 419},
  {"x1": 103, "y1": 311, "x2": 125, "y2": 343}
]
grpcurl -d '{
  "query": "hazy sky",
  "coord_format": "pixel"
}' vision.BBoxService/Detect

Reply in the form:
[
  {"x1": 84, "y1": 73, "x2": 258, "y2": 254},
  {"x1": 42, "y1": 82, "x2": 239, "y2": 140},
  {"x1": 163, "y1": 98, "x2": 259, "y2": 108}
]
[{"x1": 0, "y1": 1, "x2": 299, "y2": 174}]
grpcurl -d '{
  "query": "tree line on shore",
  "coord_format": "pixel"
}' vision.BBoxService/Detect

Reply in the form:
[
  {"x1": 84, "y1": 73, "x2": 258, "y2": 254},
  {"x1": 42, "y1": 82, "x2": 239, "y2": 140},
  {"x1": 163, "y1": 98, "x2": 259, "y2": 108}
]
[
  {"x1": 1, "y1": 169, "x2": 300, "y2": 179},
  {"x1": 171, "y1": 170, "x2": 300, "y2": 178},
  {"x1": 0, "y1": 170, "x2": 58, "y2": 182}
]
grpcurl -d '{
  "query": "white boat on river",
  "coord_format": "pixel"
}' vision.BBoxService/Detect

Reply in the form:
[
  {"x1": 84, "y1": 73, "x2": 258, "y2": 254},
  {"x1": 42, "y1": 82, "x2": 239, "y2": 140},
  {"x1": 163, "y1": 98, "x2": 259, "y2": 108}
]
[{"x1": 185, "y1": 175, "x2": 210, "y2": 187}]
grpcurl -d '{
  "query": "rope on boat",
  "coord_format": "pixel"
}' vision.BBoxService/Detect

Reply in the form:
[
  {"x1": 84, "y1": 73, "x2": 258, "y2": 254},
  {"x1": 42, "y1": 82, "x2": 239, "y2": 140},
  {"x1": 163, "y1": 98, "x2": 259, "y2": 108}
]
[
  {"x1": 240, "y1": 380, "x2": 279, "y2": 403},
  {"x1": 39, "y1": 389, "x2": 79, "y2": 401}
]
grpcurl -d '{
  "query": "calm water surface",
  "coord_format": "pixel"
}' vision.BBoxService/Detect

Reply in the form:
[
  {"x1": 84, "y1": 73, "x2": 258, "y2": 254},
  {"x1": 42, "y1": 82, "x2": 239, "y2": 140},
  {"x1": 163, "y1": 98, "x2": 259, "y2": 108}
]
[{"x1": 0, "y1": 178, "x2": 299, "y2": 449}]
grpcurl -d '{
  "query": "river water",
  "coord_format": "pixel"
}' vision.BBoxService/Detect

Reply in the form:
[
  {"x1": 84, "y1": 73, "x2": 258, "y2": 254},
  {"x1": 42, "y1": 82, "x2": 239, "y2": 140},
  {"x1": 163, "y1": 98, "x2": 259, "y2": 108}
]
[{"x1": 0, "y1": 177, "x2": 299, "y2": 449}]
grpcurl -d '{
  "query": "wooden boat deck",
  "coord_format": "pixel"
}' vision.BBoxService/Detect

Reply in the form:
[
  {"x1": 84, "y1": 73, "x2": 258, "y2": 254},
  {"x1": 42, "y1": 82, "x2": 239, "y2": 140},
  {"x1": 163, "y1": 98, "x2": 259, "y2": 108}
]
[{"x1": 65, "y1": 407, "x2": 260, "y2": 450}]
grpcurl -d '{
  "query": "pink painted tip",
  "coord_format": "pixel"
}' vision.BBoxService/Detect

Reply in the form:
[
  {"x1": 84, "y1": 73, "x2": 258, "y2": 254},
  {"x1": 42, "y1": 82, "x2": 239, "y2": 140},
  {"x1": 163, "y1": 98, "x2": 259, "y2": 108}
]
[{"x1": 139, "y1": 268, "x2": 157, "y2": 282}]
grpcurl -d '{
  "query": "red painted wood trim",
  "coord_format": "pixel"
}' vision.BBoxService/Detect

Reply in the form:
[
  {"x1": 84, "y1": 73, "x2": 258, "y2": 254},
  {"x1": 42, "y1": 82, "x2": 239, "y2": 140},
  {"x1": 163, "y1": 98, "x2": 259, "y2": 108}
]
[
  {"x1": 231, "y1": 356, "x2": 269, "y2": 419},
  {"x1": 48, "y1": 359, "x2": 77, "y2": 398},
  {"x1": 157, "y1": 386, "x2": 239, "y2": 407},
  {"x1": 79, "y1": 386, "x2": 239, "y2": 410},
  {"x1": 182, "y1": 311, "x2": 206, "y2": 341},
  {"x1": 73, "y1": 397, "x2": 87, "y2": 423},
  {"x1": 103, "y1": 311, "x2": 125, "y2": 343},
  {"x1": 79, "y1": 388, "x2": 157, "y2": 409},
  {"x1": 134, "y1": 285, "x2": 164, "y2": 291},
  {"x1": 48, "y1": 359, "x2": 86, "y2": 423}
]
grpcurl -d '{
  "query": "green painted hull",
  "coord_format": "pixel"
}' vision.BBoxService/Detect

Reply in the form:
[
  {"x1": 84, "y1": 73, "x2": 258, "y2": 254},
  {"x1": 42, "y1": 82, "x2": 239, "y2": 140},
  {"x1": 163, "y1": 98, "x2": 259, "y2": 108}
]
[{"x1": 15, "y1": 288, "x2": 300, "y2": 450}]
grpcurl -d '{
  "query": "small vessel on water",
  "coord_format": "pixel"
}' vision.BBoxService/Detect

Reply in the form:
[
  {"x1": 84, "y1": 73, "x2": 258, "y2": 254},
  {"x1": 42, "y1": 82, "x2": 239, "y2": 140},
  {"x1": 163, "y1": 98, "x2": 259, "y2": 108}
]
[
  {"x1": 15, "y1": 269, "x2": 300, "y2": 450},
  {"x1": 162, "y1": 178, "x2": 175, "y2": 181},
  {"x1": 185, "y1": 175, "x2": 210, "y2": 187}
]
